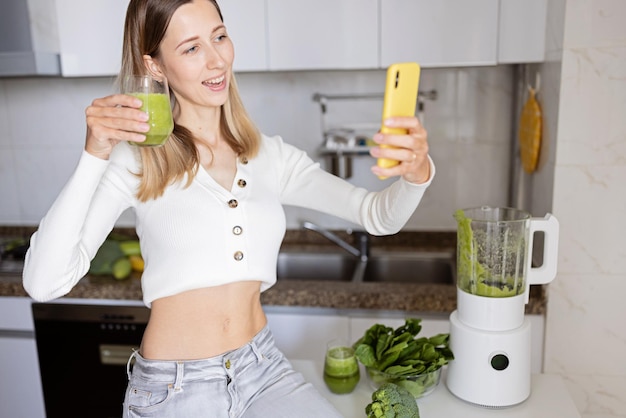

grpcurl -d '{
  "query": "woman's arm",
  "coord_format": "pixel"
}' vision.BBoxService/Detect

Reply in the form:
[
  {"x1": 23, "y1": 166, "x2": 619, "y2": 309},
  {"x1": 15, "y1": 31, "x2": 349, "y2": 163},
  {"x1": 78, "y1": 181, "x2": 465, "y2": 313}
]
[
  {"x1": 23, "y1": 147, "x2": 136, "y2": 302},
  {"x1": 276, "y1": 138, "x2": 435, "y2": 236}
]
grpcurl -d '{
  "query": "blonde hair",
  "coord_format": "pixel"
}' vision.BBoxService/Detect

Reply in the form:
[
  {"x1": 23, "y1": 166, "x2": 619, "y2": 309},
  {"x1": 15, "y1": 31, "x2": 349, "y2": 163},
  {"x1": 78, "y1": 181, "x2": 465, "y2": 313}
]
[{"x1": 119, "y1": 0, "x2": 260, "y2": 201}]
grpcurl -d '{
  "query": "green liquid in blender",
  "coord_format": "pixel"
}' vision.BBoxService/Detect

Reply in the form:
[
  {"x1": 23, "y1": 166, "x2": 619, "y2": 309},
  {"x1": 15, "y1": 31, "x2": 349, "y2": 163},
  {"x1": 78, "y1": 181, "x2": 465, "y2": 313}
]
[
  {"x1": 132, "y1": 93, "x2": 173, "y2": 147},
  {"x1": 454, "y1": 209, "x2": 520, "y2": 297}
]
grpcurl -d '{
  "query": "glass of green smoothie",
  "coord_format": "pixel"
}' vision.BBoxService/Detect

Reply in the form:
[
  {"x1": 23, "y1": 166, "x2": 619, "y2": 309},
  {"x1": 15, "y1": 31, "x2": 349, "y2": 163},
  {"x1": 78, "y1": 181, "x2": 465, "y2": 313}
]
[
  {"x1": 121, "y1": 75, "x2": 174, "y2": 147},
  {"x1": 323, "y1": 339, "x2": 360, "y2": 394}
]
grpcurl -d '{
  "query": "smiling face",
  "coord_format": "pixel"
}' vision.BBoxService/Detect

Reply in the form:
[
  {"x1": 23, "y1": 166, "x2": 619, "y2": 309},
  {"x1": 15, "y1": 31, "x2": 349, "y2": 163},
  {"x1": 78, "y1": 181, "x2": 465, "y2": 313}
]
[{"x1": 146, "y1": 0, "x2": 234, "y2": 116}]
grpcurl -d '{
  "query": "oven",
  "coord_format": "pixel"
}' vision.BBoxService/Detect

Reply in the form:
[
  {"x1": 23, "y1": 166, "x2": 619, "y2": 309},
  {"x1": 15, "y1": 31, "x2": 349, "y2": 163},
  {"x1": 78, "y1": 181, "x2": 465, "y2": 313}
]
[{"x1": 32, "y1": 301, "x2": 149, "y2": 418}]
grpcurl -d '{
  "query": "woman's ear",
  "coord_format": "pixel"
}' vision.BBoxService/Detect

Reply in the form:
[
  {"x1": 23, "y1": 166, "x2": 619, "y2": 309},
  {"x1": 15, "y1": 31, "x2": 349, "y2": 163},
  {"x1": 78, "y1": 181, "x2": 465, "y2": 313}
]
[{"x1": 143, "y1": 55, "x2": 164, "y2": 79}]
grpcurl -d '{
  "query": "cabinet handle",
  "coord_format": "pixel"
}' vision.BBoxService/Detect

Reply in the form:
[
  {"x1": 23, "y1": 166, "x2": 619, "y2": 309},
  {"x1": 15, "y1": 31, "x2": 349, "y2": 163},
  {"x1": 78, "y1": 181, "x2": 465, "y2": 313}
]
[{"x1": 99, "y1": 344, "x2": 136, "y2": 366}]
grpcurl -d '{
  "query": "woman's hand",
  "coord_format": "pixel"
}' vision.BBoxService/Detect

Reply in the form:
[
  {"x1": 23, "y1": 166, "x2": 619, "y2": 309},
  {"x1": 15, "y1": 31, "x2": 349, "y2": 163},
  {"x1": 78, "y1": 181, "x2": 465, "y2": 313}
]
[
  {"x1": 84, "y1": 94, "x2": 150, "y2": 160},
  {"x1": 369, "y1": 116, "x2": 430, "y2": 184}
]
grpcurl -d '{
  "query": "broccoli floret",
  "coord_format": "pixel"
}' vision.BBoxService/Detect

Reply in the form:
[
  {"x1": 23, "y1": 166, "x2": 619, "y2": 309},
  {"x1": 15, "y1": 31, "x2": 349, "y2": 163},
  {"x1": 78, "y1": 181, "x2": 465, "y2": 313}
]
[{"x1": 366, "y1": 383, "x2": 420, "y2": 418}]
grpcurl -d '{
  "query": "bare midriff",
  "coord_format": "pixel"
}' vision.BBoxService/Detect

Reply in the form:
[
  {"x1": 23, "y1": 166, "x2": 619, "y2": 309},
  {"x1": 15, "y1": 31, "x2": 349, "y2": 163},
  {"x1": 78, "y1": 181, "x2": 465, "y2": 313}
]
[{"x1": 139, "y1": 281, "x2": 267, "y2": 360}]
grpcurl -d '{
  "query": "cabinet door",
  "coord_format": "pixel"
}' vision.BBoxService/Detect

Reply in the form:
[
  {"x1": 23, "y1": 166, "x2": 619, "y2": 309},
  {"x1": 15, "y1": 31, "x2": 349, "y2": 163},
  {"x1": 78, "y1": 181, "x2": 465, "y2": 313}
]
[
  {"x1": 55, "y1": 0, "x2": 129, "y2": 77},
  {"x1": 498, "y1": 0, "x2": 547, "y2": 63},
  {"x1": 381, "y1": 0, "x2": 499, "y2": 68},
  {"x1": 267, "y1": 0, "x2": 378, "y2": 70},
  {"x1": 218, "y1": 0, "x2": 268, "y2": 71},
  {"x1": 0, "y1": 336, "x2": 46, "y2": 418},
  {"x1": 265, "y1": 310, "x2": 350, "y2": 361}
]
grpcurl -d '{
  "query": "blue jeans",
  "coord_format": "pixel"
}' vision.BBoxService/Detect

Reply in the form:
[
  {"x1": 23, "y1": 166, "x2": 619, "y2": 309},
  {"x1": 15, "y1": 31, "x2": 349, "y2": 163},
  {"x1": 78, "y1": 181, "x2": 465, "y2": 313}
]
[{"x1": 123, "y1": 325, "x2": 344, "y2": 417}]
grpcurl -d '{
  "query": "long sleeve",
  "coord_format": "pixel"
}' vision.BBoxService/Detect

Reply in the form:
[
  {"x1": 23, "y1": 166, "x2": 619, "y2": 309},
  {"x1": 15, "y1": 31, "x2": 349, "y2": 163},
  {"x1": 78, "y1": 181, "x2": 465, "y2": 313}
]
[
  {"x1": 23, "y1": 145, "x2": 137, "y2": 302},
  {"x1": 275, "y1": 136, "x2": 435, "y2": 235}
]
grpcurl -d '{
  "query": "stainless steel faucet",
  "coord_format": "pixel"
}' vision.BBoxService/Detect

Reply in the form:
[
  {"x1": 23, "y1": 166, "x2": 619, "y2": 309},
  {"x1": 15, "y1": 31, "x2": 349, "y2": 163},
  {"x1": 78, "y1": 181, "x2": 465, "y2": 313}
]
[{"x1": 302, "y1": 221, "x2": 369, "y2": 262}]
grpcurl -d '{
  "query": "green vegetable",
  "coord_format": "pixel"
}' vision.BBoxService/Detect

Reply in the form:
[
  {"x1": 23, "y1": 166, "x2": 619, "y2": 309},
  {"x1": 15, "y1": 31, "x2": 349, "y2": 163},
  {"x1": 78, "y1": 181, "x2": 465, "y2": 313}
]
[
  {"x1": 353, "y1": 319, "x2": 454, "y2": 397},
  {"x1": 365, "y1": 383, "x2": 420, "y2": 418},
  {"x1": 89, "y1": 239, "x2": 132, "y2": 280},
  {"x1": 112, "y1": 257, "x2": 132, "y2": 280},
  {"x1": 119, "y1": 240, "x2": 141, "y2": 256}
]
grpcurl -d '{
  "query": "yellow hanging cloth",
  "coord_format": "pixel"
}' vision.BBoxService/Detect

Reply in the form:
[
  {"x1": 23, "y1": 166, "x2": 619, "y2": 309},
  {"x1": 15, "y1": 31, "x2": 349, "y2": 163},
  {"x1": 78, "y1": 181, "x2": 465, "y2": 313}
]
[{"x1": 518, "y1": 87, "x2": 542, "y2": 173}]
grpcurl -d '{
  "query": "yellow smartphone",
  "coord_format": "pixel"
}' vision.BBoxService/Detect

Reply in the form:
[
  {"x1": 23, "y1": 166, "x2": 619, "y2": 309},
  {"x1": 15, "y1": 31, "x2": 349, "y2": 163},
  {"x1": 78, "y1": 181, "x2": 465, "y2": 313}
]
[{"x1": 377, "y1": 62, "x2": 421, "y2": 177}]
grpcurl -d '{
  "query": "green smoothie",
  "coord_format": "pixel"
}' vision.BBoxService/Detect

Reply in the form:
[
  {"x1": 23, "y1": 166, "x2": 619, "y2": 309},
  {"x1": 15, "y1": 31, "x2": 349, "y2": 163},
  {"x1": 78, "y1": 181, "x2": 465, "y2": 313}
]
[
  {"x1": 132, "y1": 93, "x2": 173, "y2": 147},
  {"x1": 323, "y1": 346, "x2": 360, "y2": 394},
  {"x1": 454, "y1": 209, "x2": 521, "y2": 297}
]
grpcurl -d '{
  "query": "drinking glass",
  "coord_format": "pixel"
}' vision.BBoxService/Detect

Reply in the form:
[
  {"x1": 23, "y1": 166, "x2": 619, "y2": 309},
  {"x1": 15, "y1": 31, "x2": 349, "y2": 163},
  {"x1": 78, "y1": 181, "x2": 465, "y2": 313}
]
[
  {"x1": 121, "y1": 75, "x2": 174, "y2": 147},
  {"x1": 323, "y1": 339, "x2": 360, "y2": 394}
]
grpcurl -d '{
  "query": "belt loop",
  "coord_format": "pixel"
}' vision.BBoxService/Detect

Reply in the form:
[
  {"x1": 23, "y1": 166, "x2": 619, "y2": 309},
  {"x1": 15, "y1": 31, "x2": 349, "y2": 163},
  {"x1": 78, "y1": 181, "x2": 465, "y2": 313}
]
[
  {"x1": 174, "y1": 361, "x2": 184, "y2": 391},
  {"x1": 126, "y1": 350, "x2": 138, "y2": 380},
  {"x1": 250, "y1": 341, "x2": 264, "y2": 363}
]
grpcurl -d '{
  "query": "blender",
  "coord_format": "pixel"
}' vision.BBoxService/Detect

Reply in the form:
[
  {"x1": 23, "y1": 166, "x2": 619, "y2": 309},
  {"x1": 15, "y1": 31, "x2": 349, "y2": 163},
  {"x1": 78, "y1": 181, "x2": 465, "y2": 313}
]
[{"x1": 446, "y1": 206, "x2": 559, "y2": 408}]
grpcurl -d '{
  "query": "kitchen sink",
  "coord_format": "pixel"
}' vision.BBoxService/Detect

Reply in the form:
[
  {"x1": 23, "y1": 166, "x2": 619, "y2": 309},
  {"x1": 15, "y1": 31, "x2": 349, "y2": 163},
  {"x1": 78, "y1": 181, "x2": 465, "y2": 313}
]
[
  {"x1": 362, "y1": 251, "x2": 455, "y2": 284},
  {"x1": 276, "y1": 249, "x2": 455, "y2": 284},
  {"x1": 276, "y1": 250, "x2": 357, "y2": 281}
]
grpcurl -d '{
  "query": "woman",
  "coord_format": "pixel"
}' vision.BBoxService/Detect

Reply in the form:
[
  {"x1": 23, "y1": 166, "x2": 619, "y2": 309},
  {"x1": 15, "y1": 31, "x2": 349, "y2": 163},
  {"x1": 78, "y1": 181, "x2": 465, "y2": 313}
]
[{"x1": 23, "y1": 0, "x2": 434, "y2": 416}]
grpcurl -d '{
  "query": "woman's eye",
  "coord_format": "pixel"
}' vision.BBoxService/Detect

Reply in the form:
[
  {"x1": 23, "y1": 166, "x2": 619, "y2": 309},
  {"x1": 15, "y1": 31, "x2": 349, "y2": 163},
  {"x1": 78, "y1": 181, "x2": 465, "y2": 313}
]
[
  {"x1": 216, "y1": 34, "x2": 228, "y2": 42},
  {"x1": 185, "y1": 46, "x2": 198, "y2": 54}
]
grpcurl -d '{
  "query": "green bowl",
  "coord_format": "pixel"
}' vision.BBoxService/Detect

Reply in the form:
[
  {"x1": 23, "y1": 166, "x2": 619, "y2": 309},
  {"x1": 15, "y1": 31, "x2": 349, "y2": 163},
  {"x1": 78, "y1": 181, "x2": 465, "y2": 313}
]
[{"x1": 365, "y1": 366, "x2": 442, "y2": 399}]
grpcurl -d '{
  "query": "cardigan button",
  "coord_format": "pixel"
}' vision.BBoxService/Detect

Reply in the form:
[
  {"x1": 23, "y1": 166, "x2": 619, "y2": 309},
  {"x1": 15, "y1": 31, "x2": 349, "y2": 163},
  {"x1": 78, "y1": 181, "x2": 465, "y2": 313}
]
[
  {"x1": 232, "y1": 226, "x2": 243, "y2": 235},
  {"x1": 233, "y1": 251, "x2": 244, "y2": 261},
  {"x1": 240, "y1": 157, "x2": 248, "y2": 165},
  {"x1": 227, "y1": 199, "x2": 238, "y2": 208},
  {"x1": 237, "y1": 179, "x2": 247, "y2": 188}
]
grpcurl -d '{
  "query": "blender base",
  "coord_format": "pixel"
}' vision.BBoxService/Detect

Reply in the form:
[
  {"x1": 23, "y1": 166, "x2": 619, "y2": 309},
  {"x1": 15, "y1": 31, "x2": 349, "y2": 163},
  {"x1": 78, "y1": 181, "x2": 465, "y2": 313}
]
[{"x1": 446, "y1": 310, "x2": 532, "y2": 408}]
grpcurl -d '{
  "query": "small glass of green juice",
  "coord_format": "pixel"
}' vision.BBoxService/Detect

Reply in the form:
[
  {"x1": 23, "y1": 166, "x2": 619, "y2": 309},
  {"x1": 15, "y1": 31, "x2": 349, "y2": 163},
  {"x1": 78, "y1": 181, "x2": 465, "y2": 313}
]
[
  {"x1": 121, "y1": 75, "x2": 174, "y2": 147},
  {"x1": 323, "y1": 339, "x2": 360, "y2": 394}
]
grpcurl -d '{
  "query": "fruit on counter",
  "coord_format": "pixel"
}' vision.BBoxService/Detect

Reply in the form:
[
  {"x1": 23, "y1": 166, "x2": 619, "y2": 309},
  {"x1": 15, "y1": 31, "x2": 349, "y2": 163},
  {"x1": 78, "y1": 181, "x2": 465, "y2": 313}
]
[
  {"x1": 89, "y1": 238, "x2": 142, "y2": 280},
  {"x1": 112, "y1": 257, "x2": 132, "y2": 280},
  {"x1": 128, "y1": 254, "x2": 145, "y2": 272},
  {"x1": 365, "y1": 383, "x2": 420, "y2": 418},
  {"x1": 119, "y1": 240, "x2": 141, "y2": 256}
]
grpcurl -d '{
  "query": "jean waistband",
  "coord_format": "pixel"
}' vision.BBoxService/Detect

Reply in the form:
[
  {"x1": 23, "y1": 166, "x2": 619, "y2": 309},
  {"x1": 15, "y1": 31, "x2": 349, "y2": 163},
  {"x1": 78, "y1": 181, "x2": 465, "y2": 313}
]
[{"x1": 127, "y1": 324, "x2": 273, "y2": 386}]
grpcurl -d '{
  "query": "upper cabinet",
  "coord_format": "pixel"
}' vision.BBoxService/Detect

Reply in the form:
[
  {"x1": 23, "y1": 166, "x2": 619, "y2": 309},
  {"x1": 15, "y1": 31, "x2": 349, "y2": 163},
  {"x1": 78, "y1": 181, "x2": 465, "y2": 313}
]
[
  {"x1": 55, "y1": 0, "x2": 128, "y2": 77},
  {"x1": 497, "y1": 0, "x2": 548, "y2": 63},
  {"x1": 266, "y1": 0, "x2": 378, "y2": 70},
  {"x1": 381, "y1": 0, "x2": 499, "y2": 68},
  {"x1": 50, "y1": 0, "x2": 547, "y2": 77},
  {"x1": 219, "y1": 0, "x2": 268, "y2": 71}
]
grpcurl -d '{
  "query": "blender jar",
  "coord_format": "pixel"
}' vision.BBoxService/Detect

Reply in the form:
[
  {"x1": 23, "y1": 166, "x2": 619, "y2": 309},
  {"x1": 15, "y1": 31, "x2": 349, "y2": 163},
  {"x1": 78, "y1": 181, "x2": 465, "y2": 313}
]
[
  {"x1": 455, "y1": 207, "x2": 530, "y2": 298},
  {"x1": 454, "y1": 206, "x2": 559, "y2": 331}
]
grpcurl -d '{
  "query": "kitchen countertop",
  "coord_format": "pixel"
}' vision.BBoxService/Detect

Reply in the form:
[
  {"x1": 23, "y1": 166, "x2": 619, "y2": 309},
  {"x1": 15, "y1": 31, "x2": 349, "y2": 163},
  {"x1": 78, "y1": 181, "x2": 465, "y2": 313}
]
[
  {"x1": 0, "y1": 228, "x2": 547, "y2": 315},
  {"x1": 291, "y1": 360, "x2": 581, "y2": 418}
]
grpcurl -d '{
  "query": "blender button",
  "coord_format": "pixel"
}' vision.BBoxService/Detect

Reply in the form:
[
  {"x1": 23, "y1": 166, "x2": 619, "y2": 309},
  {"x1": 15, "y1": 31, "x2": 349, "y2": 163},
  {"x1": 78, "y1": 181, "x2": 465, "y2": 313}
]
[{"x1": 490, "y1": 354, "x2": 510, "y2": 371}]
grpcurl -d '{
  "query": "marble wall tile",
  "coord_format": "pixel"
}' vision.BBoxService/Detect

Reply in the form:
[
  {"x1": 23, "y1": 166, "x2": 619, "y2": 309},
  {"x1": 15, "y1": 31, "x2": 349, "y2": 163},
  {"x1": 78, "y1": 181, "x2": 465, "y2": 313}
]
[
  {"x1": 563, "y1": 373, "x2": 626, "y2": 418},
  {"x1": 557, "y1": 46, "x2": 626, "y2": 166},
  {"x1": 552, "y1": 165, "x2": 626, "y2": 275},
  {"x1": 544, "y1": 2, "x2": 626, "y2": 416},
  {"x1": 545, "y1": 274, "x2": 626, "y2": 376},
  {"x1": 564, "y1": 0, "x2": 626, "y2": 49}
]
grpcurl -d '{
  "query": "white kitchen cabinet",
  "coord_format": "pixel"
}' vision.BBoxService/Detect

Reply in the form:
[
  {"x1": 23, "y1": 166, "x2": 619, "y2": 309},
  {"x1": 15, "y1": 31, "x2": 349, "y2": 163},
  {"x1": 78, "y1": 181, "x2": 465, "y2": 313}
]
[
  {"x1": 266, "y1": 308, "x2": 351, "y2": 360},
  {"x1": 219, "y1": 0, "x2": 269, "y2": 71},
  {"x1": 266, "y1": 0, "x2": 378, "y2": 70},
  {"x1": 380, "y1": 0, "x2": 499, "y2": 68},
  {"x1": 55, "y1": 0, "x2": 129, "y2": 77},
  {"x1": 0, "y1": 297, "x2": 45, "y2": 418},
  {"x1": 497, "y1": 0, "x2": 548, "y2": 63}
]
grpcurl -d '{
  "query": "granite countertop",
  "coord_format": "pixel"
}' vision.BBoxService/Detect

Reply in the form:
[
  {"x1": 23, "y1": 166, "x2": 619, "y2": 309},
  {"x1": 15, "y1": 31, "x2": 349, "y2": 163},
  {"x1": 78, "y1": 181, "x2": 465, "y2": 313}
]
[{"x1": 0, "y1": 228, "x2": 547, "y2": 315}]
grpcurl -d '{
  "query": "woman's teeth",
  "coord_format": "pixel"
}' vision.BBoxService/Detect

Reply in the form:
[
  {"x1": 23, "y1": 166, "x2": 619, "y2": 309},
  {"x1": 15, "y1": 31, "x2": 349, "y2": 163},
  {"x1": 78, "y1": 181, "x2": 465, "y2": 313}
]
[{"x1": 203, "y1": 75, "x2": 225, "y2": 86}]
